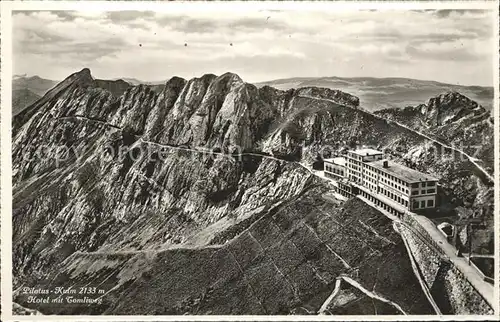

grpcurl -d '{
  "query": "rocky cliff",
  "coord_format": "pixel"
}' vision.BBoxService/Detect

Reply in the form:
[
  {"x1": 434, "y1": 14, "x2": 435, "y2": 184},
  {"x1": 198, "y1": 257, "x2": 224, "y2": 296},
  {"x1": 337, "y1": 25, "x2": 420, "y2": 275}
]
[
  {"x1": 12, "y1": 69, "x2": 493, "y2": 315},
  {"x1": 374, "y1": 92, "x2": 493, "y2": 170}
]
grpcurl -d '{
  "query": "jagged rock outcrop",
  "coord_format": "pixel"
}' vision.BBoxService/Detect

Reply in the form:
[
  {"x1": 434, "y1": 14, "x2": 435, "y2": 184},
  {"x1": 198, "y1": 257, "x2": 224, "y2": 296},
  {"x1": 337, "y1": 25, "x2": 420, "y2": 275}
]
[
  {"x1": 374, "y1": 92, "x2": 493, "y2": 169},
  {"x1": 12, "y1": 68, "x2": 493, "y2": 315},
  {"x1": 423, "y1": 92, "x2": 485, "y2": 126}
]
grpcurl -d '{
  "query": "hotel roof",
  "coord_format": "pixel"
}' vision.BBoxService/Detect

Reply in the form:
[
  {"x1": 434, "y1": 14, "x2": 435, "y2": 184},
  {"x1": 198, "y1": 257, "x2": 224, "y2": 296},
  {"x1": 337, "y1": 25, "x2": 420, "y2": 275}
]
[
  {"x1": 324, "y1": 157, "x2": 346, "y2": 166},
  {"x1": 369, "y1": 159, "x2": 439, "y2": 183},
  {"x1": 349, "y1": 148, "x2": 383, "y2": 156}
]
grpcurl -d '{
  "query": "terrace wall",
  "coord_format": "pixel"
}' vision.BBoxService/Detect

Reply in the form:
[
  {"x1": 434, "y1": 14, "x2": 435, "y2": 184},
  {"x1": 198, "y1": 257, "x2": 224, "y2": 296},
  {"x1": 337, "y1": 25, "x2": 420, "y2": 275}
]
[{"x1": 398, "y1": 217, "x2": 493, "y2": 315}]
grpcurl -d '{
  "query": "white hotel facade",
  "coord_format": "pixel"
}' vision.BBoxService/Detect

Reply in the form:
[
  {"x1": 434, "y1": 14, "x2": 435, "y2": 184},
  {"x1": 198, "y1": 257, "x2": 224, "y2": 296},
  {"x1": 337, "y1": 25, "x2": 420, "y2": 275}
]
[{"x1": 324, "y1": 149, "x2": 438, "y2": 215}]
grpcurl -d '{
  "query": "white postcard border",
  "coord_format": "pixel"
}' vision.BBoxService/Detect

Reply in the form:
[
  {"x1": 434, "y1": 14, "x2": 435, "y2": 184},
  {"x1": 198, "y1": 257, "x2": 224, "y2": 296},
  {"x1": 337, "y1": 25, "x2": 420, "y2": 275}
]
[{"x1": 1, "y1": 1, "x2": 499, "y2": 321}]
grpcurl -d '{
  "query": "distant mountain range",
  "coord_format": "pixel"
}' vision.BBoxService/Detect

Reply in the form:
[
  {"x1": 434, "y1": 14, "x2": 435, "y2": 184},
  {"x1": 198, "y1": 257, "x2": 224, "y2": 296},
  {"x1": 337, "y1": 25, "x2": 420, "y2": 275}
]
[
  {"x1": 115, "y1": 77, "x2": 165, "y2": 86},
  {"x1": 256, "y1": 76, "x2": 493, "y2": 111},
  {"x1": 12, "y1": 74, "x2": 494, "y2": 115},
  {"x1": 13, "y1": 75, "x2": 58, "y2": 96},
  {"x1": 12, "y1": 75, "x2": 58, "y2": 114}
]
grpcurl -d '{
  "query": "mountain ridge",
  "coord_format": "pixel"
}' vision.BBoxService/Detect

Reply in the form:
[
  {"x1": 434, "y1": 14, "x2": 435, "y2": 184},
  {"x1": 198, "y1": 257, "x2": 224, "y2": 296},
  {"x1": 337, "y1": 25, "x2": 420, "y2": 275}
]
[
  {"x1": 256, "y1": 76, "x2": 493, "y2": 111},
  {"x1": 14, "y1": 73, "x2": 493, "y2": 113},
  {"x1": 258, "y1": 75, "x2": 492, "y2": 88},
  {"x1": 12, "y1": 68, "x2": 494, "y2": 315}
]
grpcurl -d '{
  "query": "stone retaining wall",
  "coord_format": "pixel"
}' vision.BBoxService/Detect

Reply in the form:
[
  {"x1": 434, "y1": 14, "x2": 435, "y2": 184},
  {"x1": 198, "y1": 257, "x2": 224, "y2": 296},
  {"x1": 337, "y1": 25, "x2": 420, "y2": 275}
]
[{"x1": 399, "y1": 223, "x2": 493, "y2": 315}]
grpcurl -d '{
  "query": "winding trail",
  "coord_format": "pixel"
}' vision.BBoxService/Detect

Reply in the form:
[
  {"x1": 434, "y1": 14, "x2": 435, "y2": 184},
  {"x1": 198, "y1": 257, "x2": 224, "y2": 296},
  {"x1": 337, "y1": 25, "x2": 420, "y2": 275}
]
[
  {"x1": 318, "y1": 278, "x2": 342, "y2": 314},
  {"x1": 340, "y1": 275, "x2": 408, "y2": 315},
  {"x1": 318, "y1": 274, "x2": 410, "y2": 315}
]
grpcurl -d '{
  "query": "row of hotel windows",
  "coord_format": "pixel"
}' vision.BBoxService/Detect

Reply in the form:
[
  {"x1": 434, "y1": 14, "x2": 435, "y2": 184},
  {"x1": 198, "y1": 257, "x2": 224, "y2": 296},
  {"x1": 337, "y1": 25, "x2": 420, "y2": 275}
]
[
  {"x1": 379, "y1": 186, "x2": 409, "y2": 207},
  {"x1": 363, "y1": 168, "x2": 377, "y2": 180},
  {"x1": 365, "y1": 177, "x2": 377, "y2": 185},
  {"x1": 414, "y1": 199, "x2": 434, "y2": 209},
  {"x1": 348, "y1": 164, "x2": 360, "y2": 171},
  {"x1": 361, "y1": 167, "x2": 410, "y2": 194},
  {"x1": 325, "y1": 165, "x2": 344, "y2": 176},
  {"x1": 367, "y1": 179, "x2": 436, "y2": 197},
  {"x1": 379, "y1": 177, "x2": 409, "y2": 194},
  {"x1": 412, "y1": 189, "x2": 436, "y2": 196},
  {"x1": 364, "y1": 165, "x2": 410, "y2": 187},
  {"x1": 378, "y1": 186, "x2": 435, "y2": 209},
  {"x1": 347, "y1": 166, "x2": 437, "y2": 195},
  {"x1": 363, "y1": 168, "x2": 436, "y2": 189}
]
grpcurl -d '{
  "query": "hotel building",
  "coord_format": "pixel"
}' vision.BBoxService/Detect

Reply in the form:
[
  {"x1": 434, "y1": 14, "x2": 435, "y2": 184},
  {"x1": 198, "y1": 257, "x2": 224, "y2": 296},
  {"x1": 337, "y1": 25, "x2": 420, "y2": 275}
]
[
  {"x1": 345, "y1": 149, "x2": 384, "y2": 184},
  {"x1": 323, "y1": 157, "x2": 346, "y2": 180},
  {"x1": 323, "y1": 157, "x2": 354, "y2": 198},
  {"x1": 323, "y1": 148, "x2": 438, "y2": 215}
]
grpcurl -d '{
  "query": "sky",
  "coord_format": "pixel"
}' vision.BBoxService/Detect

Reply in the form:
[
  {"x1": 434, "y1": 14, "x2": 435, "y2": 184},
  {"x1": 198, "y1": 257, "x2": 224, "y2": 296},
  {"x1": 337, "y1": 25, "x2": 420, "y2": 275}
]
[{"x1": 12, "y1": 9, "x2": 496, "y2": 86}]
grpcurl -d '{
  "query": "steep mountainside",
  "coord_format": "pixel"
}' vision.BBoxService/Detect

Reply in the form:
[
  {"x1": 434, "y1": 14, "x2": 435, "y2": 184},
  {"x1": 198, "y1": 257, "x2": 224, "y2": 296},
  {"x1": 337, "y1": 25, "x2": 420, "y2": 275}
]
[
  {"x1": 12, "y1": 69, "x2": 493, "y2": 314},
  {"x1": 256, "y1": 76, "x2": 493, "y2": 112}
]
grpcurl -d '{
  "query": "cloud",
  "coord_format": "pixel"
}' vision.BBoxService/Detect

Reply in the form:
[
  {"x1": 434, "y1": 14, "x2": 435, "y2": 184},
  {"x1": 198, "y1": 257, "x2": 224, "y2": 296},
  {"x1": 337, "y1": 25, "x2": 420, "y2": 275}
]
[
  {"x1": 227, "y1": 17, "x2": 290, "y2": 32},
  {"x1": 405, "y1": 37, "x2": 490, "y2": 62},
  {"x1": 156, "y1": 15, "x2": 219, "y2": 33},
  {"x1": 12, "y1": 9, "x2": 495, "y2": 86},
  {"x1": 107, "y1": 11, "x2": 155, "y2": 22},
  {"x1": 432, "y1": 9, "x2": 487, "y2": 19}
]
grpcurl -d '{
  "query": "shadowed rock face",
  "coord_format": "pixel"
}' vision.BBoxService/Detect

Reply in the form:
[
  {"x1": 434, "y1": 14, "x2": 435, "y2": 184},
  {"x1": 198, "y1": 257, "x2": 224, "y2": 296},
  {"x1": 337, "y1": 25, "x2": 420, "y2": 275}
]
[
  {"x1": 424, "y1": 92, "x2": 484, "y2": 126},
  {"x1": 12, "y1": 68, "x2": 492, "y2": 315}
]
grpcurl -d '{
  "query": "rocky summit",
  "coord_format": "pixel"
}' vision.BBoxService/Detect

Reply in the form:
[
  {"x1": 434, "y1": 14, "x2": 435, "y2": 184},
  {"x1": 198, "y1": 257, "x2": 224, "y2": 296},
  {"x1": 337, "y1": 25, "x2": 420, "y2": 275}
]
[{"x1": 12, "y1": 69, "x2": 493, "y2": 315}]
